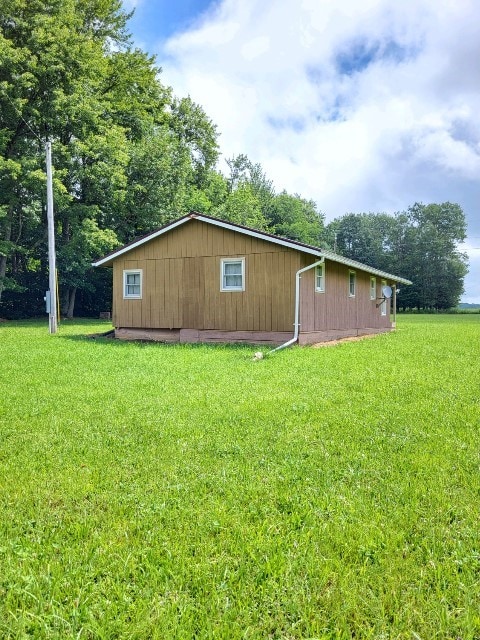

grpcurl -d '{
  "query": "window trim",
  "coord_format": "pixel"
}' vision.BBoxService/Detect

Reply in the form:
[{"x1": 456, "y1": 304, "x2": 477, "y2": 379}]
[
  {"x1": 370, "y1": 276, "x2": 376, "y2": 300},
  {"x1": 348, "y1": 270, "x2": 356, "y2": 297},
  {"x1": 220, "y1": 257, "x2": 245, "y2": 292},
  {"x1": 315, "y1": 264, "x2": 325, "y2": 293},
  {"x1": 123, "y1": 269, "x2": 143, "y2": 299}
]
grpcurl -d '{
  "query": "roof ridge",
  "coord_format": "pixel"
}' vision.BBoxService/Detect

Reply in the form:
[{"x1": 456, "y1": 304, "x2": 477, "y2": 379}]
[{"x1": 91, "y1": 211, "x2": 412, "y2": 285}]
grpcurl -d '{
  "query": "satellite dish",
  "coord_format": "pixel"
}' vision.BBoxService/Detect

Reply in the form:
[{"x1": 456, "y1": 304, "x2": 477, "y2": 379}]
[{"x1": 382, "y1": 285, "x2": 392, "y2": 299}]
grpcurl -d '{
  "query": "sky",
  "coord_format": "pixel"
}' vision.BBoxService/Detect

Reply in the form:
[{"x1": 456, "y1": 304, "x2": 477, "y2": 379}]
[{"x1": 125, "y1": 0, "x2": 480, "y2": 303}]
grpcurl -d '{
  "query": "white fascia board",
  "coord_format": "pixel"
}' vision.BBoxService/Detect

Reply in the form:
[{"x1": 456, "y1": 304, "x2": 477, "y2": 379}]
[
  {"x1": 91, "y1": 217, "x2": 191, "y2": 266},
  {"x1": 196, "y1": 217, "x2": 410, "y2": 282},
  {"x1": 91, "y1": 212, "x2": 411, "y2": 284},
  {"x1": 320, "y1": 249, "x2": 413, "y2": 285},
  {"x1": 91, "y1": 214, "x2": 322, "y2": 266}
]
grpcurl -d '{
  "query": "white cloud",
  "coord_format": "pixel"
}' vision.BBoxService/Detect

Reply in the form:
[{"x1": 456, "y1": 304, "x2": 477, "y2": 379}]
[
  {"x1": 241, "y1": 36, "x2": 270, "y2": 61},
  {"x1": 155, "y1": 0, "x2": 480, "y2": 300}
]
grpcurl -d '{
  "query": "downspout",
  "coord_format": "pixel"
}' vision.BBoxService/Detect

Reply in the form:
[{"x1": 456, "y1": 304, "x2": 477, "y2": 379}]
[
  {"x1": 392, "y1": 284, "x2": 397, "y2": 328},
  {"x1": 269, "y1": 258, "x2": 325, "y2": 354}
]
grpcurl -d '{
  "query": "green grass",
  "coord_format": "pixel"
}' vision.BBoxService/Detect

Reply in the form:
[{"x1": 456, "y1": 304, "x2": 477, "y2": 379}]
[{"x1": 0, "y1": 315, "x2": 479, "y2": 639}]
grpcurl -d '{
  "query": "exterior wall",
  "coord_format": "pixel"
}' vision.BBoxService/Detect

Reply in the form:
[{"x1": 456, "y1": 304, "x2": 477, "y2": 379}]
[
  {"x1": 110, "y1": 219, "x2": 398, "y2": 344},
  {"x1": 299, "y1": 257, "x2": 393, "y2": 338},
  {"x1": 112, "y1": 220, "x2": 302, "y2": 333},
  {"x1": 115, "y1": 327, "x2": 293, "y2": 345}
]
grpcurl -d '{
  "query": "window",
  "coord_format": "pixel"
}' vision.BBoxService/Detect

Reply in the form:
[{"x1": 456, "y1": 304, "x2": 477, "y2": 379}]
[
  {"x1": 315, "y1": 264, "x2": 325, "y2": 292},
  {"x1": 221, "y1": 258, "x2": 245, "y2": 291},
  {"x1": 381, "y1": 279, "x2": 388, "y2": 316},
  {"x1": 349, "y1": 270, "x2": 356, "y2": 297},
  {"x1": 370, "y1": 277, "x2": 376, "y2": 300},
  {"x1": 123, "y1": 269, "x2": 142, "y2": 299}
]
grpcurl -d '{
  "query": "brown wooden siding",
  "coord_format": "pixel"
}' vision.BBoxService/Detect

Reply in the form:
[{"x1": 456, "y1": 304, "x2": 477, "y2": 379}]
[
  {"x1": 299, "y1": 259, "x2": 392, "y2": 333},
  {"x1": 111, "y1": 219, "x2": 394, "y2": 338},
  {"x1": 126, "y1": 220, "x2": 291, "y2": 261},
  {"x1": 113, "y1": 220, "x2": 301, "y2": 332}
]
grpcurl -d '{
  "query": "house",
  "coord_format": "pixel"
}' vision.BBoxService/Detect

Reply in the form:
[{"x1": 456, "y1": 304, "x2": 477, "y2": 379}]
[{"x1": 92, "y1": 212, "x2": 412, "y2": 346}]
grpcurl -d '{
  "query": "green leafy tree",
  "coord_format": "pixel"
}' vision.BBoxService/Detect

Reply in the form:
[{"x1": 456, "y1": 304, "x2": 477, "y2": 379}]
[
  {"x1": 269, "y1": 191, "x2": 325, "y2": 245},
  {"x1": 395, "y1": 202, "x2": 468, "y2": 310},
  {"x1": 0, "y1": 0, "x2": 221, "y2": 316},
  {"x1": 169, "y1": 96, "x2": 219, "y2": 189},
  {"x1": 214, "y1": 183, "x2": 267, "y2": 230},
  {"x1": 326, "y1": 213, "x2": 399, "y2": 271},
  {"x1": 221, "y1": 155, "x2": 328, "y2": 245},
  {"x1": 328, "y1": 204, "x2": 468, "y2": 310},
  {"x1": 57, "y1": 217, "x2": 118, "y2": 317},
  {"x1": 119, "y1": 101, "x2": 221, "y2": 240},
  {"x1": 183, "y1": 170, "x2": 229, "y2": 215},
  {"x1": 0, "y1": 0, "x2": 137, "y2": 309},
  {"x1": 226, "y1": 154, "x2": 275, "y2": 221},
  {"x1": 118, "y1": 127, "x2": 192, "y2": 240}
]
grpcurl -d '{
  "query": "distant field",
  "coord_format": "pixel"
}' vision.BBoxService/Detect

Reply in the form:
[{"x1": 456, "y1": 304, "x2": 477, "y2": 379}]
[{"x1": 1, "y1": 315, "x2": 479, "y2": 639}]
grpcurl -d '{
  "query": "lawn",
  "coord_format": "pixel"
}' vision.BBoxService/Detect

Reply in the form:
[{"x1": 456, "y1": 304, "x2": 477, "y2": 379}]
[{"x1": 0, "y1": 315, "x2": 479, "y2": 639}]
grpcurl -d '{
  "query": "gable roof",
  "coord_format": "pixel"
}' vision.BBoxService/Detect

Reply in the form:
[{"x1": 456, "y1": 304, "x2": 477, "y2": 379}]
[{"x1": 92, "y1": 212, "x2": 412, "y2": 285}]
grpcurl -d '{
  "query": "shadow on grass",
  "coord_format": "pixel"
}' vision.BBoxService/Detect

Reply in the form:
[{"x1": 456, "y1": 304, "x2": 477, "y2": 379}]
[{"x1": 58, "y1": 331, "x2": 262, "y2": 352}]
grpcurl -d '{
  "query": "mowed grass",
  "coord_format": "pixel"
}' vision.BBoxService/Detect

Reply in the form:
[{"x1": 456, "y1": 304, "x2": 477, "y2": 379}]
[{"x1": 0, "y1": 316, "x2": 479, "y2": 639}]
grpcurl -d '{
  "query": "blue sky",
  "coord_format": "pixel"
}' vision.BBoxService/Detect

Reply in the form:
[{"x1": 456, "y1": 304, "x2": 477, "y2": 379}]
[
  {"x1": 124, "y1": 0, "x2": 480, "y2": 302},
  {"x1": 126, "y1": 0, "x2": 214, "y2": 49}
]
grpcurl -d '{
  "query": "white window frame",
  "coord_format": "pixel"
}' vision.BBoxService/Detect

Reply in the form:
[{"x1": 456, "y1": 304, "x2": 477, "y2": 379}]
[
  {"x1": 370, "y1": 277, "x2": 376, "y2": 300},
  {"x1": 123, "y1": 269, "x2": 143, "y2": 299},
  {"x1": 220, "y1": 257, "x2": 245, "y2": 292},
  {"x1": 315, "y1": 264, "x2": 325, "y2": 292},
  {"x1": 381, "y1": 279, "x2": 388, "y2": 316},
  {"x1": 349, "y1": 270, "x2": 356, "y2": 297}
]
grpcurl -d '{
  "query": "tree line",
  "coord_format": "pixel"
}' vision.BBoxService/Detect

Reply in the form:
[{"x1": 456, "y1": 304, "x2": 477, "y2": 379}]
[
  {"x1": 0, "y1": 0, "x2": 468, "y2": 318},
  {"x1": 326, "y1": 203, "x2": 468, "y2": 310}
]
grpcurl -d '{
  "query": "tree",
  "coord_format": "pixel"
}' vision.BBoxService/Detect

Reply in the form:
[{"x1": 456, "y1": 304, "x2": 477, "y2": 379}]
[
  {"x1": 226, "y1": 154, "x2": 275, "y2": 221},
  {"x1": 0, "y1": 0, "x2": 140, "y2": 309},
  {"x1": 182, "y1": 170, "x2": 229, "y2": 215},
  {"x1": 395, "y1": 203, "x2": 468, "y2": 310},
  {"x1": 326, "y1": 212, "x2": 398, "y2": 270},
  {"x1": 0, "y1": 0, "x2": 221, "y2": 317},
  {"x1": 269, "y1": 191, "x2": 325, "y2": 245},
  {"x1": 214, "y1": 183, "x2": 267, "y2": 230},
  {"x1": 327, "y1": 204, "x2": 468, "y2": 310},
  {"x1": 118, "y1": 127, "x2": 193, "y2": 240},
  {"x1": 57, "y1": 217, "x2": 118, "y2": 317},
  {"x1": 221, "y1": 156, "x2": 327, "y2": 244},
  {"x1": 169, "y1": 96, "x2": 219, "y2": 189},
  {"x1": 118, "y1": 101, "x2": 221, "y2": 240}
]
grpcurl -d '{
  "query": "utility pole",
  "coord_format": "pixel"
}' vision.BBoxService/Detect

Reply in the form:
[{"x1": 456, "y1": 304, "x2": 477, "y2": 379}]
[{"x1": 46, "y1": 141, "x2": 57, "y2": 334}]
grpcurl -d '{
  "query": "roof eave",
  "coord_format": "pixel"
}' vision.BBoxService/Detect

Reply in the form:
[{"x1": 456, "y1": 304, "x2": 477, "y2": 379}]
[
  {"x1": 320, "y1": 250, "x2": 412, "y2": 284},
  {"x1": 91, "y1": 212, "x2": 412, "y2": 284},
  {"x1": 92, "y1": 215, "x2": 192, "y2": 266}
]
